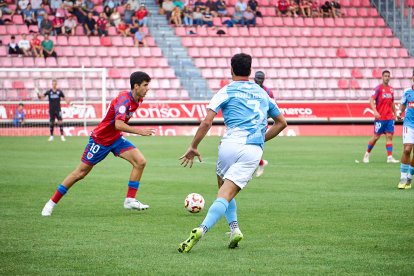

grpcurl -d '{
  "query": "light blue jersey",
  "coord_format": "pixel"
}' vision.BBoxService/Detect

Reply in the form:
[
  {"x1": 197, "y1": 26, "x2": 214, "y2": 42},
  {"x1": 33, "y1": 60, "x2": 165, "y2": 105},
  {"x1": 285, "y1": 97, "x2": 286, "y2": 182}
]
[
  {"x1": 400, "y1": 86, "x2": 414, "y2": 129},
  {"x1": 207, "y1": 80, "x2": 281, "y2": 148}
]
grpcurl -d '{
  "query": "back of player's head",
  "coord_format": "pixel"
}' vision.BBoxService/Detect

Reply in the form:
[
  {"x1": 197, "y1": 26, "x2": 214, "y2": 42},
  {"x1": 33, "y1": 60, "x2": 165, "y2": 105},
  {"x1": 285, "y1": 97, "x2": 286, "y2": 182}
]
[
  {"x1": 130, "y1": 71, "x2": 151, "y2": 89},
  {"x1": 382, "y1": 70, "x2": 391, "y2": 76},
  {"x1": 231, "y1": 53, "x2": 252, "y2": 77}
]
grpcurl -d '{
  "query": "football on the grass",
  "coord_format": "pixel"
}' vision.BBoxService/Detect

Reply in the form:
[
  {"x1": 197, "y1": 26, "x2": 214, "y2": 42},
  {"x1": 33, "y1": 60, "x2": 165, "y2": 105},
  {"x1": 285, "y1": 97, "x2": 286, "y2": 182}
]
[{"x1": 184, "y1": 193, "x2": 205, "y2": 213}]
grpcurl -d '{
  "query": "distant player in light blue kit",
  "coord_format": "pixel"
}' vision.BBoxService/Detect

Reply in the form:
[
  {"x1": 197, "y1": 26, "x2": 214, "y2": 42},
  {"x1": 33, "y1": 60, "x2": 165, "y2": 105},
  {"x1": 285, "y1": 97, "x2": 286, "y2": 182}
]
[
  {"x1": 178, "y1": 53, "x2": 287, "y2": 253},
  {"x1": 397, "y1": 70, "x2": 414, "y2": 189}
]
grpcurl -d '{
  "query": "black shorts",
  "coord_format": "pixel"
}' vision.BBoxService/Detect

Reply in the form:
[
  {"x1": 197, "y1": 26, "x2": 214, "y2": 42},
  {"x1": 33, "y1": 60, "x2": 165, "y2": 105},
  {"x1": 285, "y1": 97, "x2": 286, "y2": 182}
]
[{"x1": 49, "y1": 109, "x2": 62, "y2": 122}]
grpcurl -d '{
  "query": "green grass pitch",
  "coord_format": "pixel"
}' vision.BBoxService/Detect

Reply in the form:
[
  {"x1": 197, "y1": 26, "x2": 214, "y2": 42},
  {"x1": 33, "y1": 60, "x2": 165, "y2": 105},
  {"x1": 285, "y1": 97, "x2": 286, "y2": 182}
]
[{"x1": 0, "y1": 136, "x2": 413, "y2": 275}]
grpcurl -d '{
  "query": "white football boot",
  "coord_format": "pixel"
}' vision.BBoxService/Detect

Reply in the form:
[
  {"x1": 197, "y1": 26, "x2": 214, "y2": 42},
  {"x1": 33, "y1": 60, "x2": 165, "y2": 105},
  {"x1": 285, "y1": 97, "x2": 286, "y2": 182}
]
[
  {"x1": 61, "y1": 135, "x2": 66, "y2": 142},
  {"x1": 48, "y1": 136, "x2": 54, "y2": 142},
  {"x1": 387, "y1": 156, "x2": 399, "y2": 163},
  {"x1": 363, "y1": 152, "x2": 370, "y2": 163},
  {"x1": 124, "y1": 198, "x2": 149, "y2": 210}
]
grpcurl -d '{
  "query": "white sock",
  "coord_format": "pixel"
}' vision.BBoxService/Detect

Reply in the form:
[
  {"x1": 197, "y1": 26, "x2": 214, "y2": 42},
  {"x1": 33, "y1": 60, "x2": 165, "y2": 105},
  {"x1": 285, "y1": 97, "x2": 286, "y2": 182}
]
[{"x1": 401, "y1": 172, "x2": 408, "y2": 179}]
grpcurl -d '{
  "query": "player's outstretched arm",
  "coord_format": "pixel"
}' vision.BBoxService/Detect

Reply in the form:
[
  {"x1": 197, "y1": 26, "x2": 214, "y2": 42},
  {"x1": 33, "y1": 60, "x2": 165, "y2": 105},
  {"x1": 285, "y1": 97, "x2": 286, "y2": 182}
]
[
  {"x1": 114, "y1": 120, "x2": 156, "y2": 136},
  {"x1": 179, "y1": 109, "x2": 216, "y2": 168},
  {"x1": 265, "y1": 114, "x2": 287, "y2": 142}
]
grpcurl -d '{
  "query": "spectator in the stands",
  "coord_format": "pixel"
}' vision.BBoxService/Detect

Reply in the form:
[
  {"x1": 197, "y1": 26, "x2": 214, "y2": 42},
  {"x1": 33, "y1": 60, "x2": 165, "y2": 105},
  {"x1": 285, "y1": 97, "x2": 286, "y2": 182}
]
[
  {"x1": 50, "y1": 0, "x2": 63, "y2": 12},
  {"x1": 174, "y1": 0, "x2": 185, "y2": 10},
  {"x1": 63, "y1": 0, "x2": 74, "y2": 13},
  {"x1": 83, "y1": 12, "x2": 98, "y2": 36},
  {"x1": 8, "y1": 36, "x2": 21, "y2": 56},
  {"x1": 277, "y1": 0, "x2": 289, "y2": 16},
  {"x1": 96, "y1": 12, "x2": 108, "y2": 36},
  {"x1": 117, "y1": 19, "x2": 130, "y2": 36},
  {"x1": 103, "y1": 5, "x2": 113, "y2": 18},
  {"x1": 310, "y1": 0, "x2": 320, "y2": 17},
  {"x1": 202, "y1": 6, "x2": 214, "y2": 27},
  {"x1": 64, "y1": 14, "x2": 77, "y2": 35},
  {"x1": 18, "y1": 34, "x2": 31, "y2": 56},
  {"x1": 248, "y1": 0, "x2": 262, "y2": 17},
  {"x1": 205, "y1": 0, "x2": 218, "y2": 16},
  {"x1": 194, "y1": 0, "x2": 206, "y2": 11},
  {"x1": 0, "y1": 0, "x2": 14, "y2": 16},
  {"x1": 288, "y1": 0, "x2": 299, "y2": 17},
  {"x1": 22, "y1": 3, "x2": 37, "y2": 27},
  {"x1": 299, "y1": 0, "x2": 311, "y2": 17},
  {"x1": 215, "y1": 0, "x2": 228, "y2": 17},
  {"x1": 35, "y1": 4, "x2": 47, "y2": 28},
  {"x1": 41, "y1": 34, "x2": 57, "y2": 58},
  {"x1": 193, "y1": 6, "x2": 203, "y2": 26},
  {"x1": 13, "y1": 103, "x2": 25, "y2": 127},
  {"x1": 124, "y1": 4, "x2": 134, "y2": 24},
  {"x1": 17, "y1": 0, "x2": 30, "y2": 15},
  {"x1": 170, "y1": 6, "x2": 182, "y2": 26},
  {"x1": 330, "y1": 0, "x2": 341, "y2": 18},
  {"x1": 110, "y1": 8, "x2": 122, "y2": 27},
  {"x1": 40, "y1": 15, "x2": 54, "y2": 35},
  {"x1": 136, "y1": 4, "x2": 149, "y2": 26},
  {"x1": 183, "y1": 6, "x2": 194, "y2": 26},
  {"x1": 104, "y1": 0, "x2": 119, "y2": 10},
  {"x1": 82, "y1": 0, "x2": 97, "y2": 16},
  {"x1": 243, "y1": 6, "x2": 256, "y2": 27},
  {"x1": 320, "y1": 1, "x2": 332, "y2": 17},
  {"x1": 72, "y1": 0, "x2": 87, "y2": 24},
  {"x1": 162, "y1": 0, "x2": 175, "y2": 21},
  {"x1": 235, "y1": 0, "x2": 247, "y2": 12},
  {"x1": 31, "y1": 0, "x2": 42, "y2": 13},
  {"x1": 52, "y1": 15, "x2": 65, "y2": 35},
  {"x1": 133, "y1": 26, "x2": 146, "y2": 47},
  {"x1": 31, "y1": 33, "x2": 43, "y2": 57},
  {"x1": 126, "y1": 0, "x2": 140, "y2": 11},
  {"x1": 223, "y1": 6, "x2": 243, "y2": 27}
]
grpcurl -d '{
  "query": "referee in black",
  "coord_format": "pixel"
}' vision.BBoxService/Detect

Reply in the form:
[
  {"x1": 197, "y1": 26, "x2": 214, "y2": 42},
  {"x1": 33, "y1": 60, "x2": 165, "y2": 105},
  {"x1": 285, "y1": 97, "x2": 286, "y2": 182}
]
[{"x1": 37, "y1": 79, "x2": 70, "y2": 141}]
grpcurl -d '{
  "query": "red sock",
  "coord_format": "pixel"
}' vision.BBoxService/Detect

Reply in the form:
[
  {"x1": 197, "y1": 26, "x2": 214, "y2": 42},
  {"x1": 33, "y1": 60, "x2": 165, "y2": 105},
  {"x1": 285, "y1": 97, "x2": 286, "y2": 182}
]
[
  {"x1": 259, "y1": 159, "x2": 264, "y2": 166},
  {"x1": 126, "y1": 187, "x2": 138, "y2": 198},
  {"x1": 50, "y1": 184, "x2": 68, "y2": 203}
]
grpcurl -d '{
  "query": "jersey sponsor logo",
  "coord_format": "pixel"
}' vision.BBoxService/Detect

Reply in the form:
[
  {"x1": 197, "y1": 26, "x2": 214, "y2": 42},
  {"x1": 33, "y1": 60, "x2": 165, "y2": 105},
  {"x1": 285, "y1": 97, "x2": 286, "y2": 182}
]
[
  {"x1": 408, "y1": 102, "x2": 414, "y2": 108},
  {"x1": 382, "y1": 93, "x2": 392, "y2": 99},
  {"x1": 118, "y1": 105, "x2": 126, "y2": 114}
]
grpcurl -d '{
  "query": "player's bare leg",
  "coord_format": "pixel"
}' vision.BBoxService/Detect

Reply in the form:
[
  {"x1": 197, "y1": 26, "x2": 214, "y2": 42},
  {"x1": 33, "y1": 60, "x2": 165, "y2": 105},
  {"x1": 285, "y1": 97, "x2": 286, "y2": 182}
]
[
  {"x1": 217, "y1": 175, "x2": 244, "y2": 248},
  {"x1": 385, "y1": 133, "x2": 398, "y2": 163},
  {"x1": 41, "y1": 162, "x2": 94, "y2": 216},
  {"x1": 58, "y1": 119, "x2": 65, "y2": 141},
  {"x1": 399, "y1": 144, "x2": 413, "y2": 189},
  {"x1": 363, "y1": 135, "x2": 380, "y2": 163},
  {"x1": 119, "y1": 148, "x2": 149, "y2": 210}
]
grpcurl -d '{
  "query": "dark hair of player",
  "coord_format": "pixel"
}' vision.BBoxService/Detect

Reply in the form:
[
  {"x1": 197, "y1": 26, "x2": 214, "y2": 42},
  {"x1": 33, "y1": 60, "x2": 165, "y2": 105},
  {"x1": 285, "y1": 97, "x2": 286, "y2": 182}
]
[
  {"x1": 130, "y1": 71, "x2": 151, "y2": 89},
  {"x1": 231, "y1": 53, "x2": 252, "y2": 77},
  {"x1": 382, "y1": 70, "x2": 390, "y2": 76}
]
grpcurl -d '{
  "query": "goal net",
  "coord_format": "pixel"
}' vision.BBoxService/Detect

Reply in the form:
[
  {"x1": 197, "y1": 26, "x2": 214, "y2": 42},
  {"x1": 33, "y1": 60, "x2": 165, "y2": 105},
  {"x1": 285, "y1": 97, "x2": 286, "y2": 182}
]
[{"x1": 0, "y1": 67, "x2": 107, "y2": 137}]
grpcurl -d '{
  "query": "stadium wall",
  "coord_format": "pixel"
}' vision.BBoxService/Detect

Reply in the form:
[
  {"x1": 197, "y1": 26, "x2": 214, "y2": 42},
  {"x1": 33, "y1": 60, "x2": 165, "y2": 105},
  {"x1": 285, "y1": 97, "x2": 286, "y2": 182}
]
[{"x1": 0, "y1": 100, "x2": 403, "y2": 136}]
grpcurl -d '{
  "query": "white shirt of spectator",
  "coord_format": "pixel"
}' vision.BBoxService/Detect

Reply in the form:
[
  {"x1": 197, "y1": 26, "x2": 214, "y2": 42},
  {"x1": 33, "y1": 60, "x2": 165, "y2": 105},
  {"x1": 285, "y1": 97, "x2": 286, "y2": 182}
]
[
  {"x1": 18, "y1": 39, "x2": 31, "y2": 50},
  {"x1": 18, "y1": 0, "x2": 29, "y2": 10},
  {"x1": 31, "y1": 0, "x2": 42, "y2": 9},
  {"x1": 235, "y1": 0, "x2": 247, "y2": 12},
  {"x1": 64, "y1": 17, "x2": 77, "y2": 29},
  {"x1": 50, "y1": 0, "x2": 63, "y2": 10}
]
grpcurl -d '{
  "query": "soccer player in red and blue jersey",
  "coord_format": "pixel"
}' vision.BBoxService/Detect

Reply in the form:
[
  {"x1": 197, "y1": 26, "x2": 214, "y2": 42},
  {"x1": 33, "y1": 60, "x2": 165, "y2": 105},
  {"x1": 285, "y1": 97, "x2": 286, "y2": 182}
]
[
  {"x1": 254, "y1": 71, "x2": 275, "y2": 177},
  {"x1": 41, "y1": 71, "x2": 156, "y2": 216},
  {"x1": 363, "y1": 70, "x2": 399, "y2": 164}
]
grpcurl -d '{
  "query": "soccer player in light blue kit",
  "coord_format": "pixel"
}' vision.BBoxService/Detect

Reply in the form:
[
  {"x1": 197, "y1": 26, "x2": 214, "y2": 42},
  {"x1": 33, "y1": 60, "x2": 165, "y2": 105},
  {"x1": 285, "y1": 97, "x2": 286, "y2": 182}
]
[
  {"x1": 178, "y1": 53, "x2": 287, "y2": 253},
  {"x1": 397, "y1": 70, "x2": 414, "y2": 189}
]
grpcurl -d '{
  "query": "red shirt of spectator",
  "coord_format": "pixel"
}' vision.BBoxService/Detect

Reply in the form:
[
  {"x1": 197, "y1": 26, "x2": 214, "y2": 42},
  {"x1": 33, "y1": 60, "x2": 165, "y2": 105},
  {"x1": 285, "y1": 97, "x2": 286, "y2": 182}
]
[
  {"x1": 97, "y1": 18, "x2": 108, "y2": 31},
  {"x1": 371, "y1": 84, "x2": 395, "y2": 120},
  {"x1": 31, "y1": 37, "x2": 41, "y2": 47},
  {"x1": 278, "y1": 0, "x2": 290, "y2": 11},
  {"x1": 118, "y1": 22, "x2": 128, "y2": 32},
  {"x1": 135, "y1": 8, "x2": 148, "y2": 20},
  {"x1": 52, "y1": 17, "x2": 64, "y2": 27}
]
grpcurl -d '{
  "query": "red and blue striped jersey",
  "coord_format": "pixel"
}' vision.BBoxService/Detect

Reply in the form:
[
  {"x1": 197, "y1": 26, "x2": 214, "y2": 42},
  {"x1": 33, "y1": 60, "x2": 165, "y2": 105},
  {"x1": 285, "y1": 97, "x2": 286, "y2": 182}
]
[{"x1": 371, "y1": 84, "x2": 395, "y2": 120}]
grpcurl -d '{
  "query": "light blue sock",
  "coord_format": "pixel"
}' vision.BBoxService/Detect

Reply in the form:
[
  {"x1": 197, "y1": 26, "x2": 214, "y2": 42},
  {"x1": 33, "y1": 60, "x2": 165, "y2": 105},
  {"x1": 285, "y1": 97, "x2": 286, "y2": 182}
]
[
  {"x1": 400, "y1": 163, "x2": 409, "y2": 179},
  {"x1": 408, "y1": 166, "x2": 414, "y2": 179},
  {"x1": 225, "y1": 198, "x2": 237, "y2": 224},
  {"x1": 200, "y1": 198, "x2": 229, "y2": 233}
]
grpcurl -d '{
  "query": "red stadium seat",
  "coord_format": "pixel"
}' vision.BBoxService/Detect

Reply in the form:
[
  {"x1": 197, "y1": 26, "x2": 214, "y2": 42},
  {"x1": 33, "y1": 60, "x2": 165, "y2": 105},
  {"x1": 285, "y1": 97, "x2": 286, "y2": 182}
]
[{"x1": 338, "y1": 79, "x2": 349, "y2": 89}]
